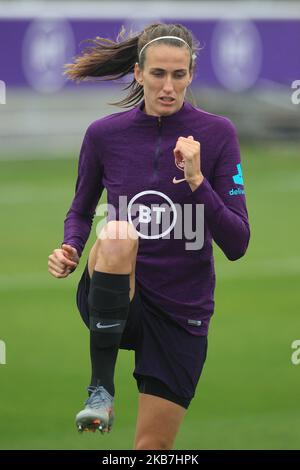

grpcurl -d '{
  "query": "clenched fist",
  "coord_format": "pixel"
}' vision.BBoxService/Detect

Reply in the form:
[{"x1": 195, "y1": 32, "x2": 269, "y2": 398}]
[
  {"x1": 173, "y1": 135, "x2": 204, "y2": 189},
  {"x1": 48, "y1": 244, "x2": 79, "y2": 278}
]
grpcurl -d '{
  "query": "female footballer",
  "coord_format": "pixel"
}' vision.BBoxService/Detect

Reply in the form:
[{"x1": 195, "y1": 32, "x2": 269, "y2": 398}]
[{"x1": 48, "y1": 22, "x2": 250, "y2": 450}]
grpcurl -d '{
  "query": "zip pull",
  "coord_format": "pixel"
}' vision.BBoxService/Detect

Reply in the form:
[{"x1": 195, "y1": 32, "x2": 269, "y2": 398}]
[{"x1": 158, "y1": 116, "x2": 162, "y2": 127}]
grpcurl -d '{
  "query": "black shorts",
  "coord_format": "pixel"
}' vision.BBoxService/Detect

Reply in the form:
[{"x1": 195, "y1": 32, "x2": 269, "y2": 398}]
[{"x1": 76, "y1": 263, "x2": 208, "y2": 410}]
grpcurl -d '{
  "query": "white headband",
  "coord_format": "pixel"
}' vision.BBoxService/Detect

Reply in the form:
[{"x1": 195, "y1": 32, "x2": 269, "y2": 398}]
[{"x1": 138, "y1": 36, "x2": 196, "y2": 60}]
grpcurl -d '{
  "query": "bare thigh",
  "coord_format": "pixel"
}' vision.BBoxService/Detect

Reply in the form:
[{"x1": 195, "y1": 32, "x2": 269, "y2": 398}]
[{"x1": 133, "y1": 393, "x2": 186, "y2": 450}]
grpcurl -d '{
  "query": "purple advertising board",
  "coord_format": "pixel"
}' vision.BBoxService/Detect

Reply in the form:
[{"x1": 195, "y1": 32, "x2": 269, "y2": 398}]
[{"x1": 0, "y1": 16, "x2": 299, "y2": 93}]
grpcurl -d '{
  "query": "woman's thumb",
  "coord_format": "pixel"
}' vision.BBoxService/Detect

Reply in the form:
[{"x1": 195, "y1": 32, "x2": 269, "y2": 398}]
[
  {"x1": 62, "y1": 244, "x2": 75, "y2": 256},
  {"x1": 62, "y1": 244, "x2": 72, "y2": 251}
]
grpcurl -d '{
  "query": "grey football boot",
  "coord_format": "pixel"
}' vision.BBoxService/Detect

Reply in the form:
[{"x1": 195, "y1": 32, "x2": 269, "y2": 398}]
[{"x1": 76, "y1": 385, "x2": 114, "y2": 434}]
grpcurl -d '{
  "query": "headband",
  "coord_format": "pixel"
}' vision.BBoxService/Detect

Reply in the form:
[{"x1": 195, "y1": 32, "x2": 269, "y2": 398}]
[{"x1": 138, "y1": 36, "x2": 196, "y2": 60}]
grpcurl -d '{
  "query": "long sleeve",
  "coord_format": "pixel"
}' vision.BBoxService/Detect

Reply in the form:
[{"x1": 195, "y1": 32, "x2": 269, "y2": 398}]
[
  {"x1": 191, "y1": 120, "x2": 250, "y2": 260},
  {"x1": 62, "y1": 126, "x2": 105, "y2": 257}
]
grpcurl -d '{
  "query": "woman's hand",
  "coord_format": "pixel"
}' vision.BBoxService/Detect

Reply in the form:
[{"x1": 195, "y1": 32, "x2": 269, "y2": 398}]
[
  {"x1": 48, "y1": 244, "x2": 79, "y2": 278},
  {"x1": 173, "y1": 135, "x2": 204, "y2": 190}
]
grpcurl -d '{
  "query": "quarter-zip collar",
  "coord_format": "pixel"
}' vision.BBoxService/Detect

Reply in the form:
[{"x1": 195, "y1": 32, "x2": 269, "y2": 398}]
[{"x1": 132, "y1": 99, "x2": 191, "y2": 127}]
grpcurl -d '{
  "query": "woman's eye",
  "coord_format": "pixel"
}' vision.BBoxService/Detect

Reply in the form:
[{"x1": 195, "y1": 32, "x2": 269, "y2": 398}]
[{"x1": 151, "y1": 71, "x2": 186, "y2": 78}]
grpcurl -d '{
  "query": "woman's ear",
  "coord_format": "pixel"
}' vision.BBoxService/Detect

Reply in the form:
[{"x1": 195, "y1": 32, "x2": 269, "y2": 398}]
[{"x1": 134, "y1": 62, "x2": 143, "y2": 85}]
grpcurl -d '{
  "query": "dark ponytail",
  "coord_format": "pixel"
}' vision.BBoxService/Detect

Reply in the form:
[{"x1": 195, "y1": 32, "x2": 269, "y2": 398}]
[{"x1": 64, "y1": 23, "x2": 200, "y2": 108}]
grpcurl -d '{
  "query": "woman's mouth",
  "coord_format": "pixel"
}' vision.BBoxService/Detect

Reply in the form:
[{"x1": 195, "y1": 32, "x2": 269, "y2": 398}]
[{"x1": 158, "y1": 97, "x2": 175, "y2": 106}]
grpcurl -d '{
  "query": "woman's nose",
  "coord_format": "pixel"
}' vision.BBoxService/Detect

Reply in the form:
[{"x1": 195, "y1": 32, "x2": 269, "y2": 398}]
[{"x1": 162, "y1": 76, "x2": 174, "y2": 92}]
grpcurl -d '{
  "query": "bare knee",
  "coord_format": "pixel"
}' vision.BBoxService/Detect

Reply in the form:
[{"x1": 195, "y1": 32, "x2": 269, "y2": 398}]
[
  {"x1": 95, "y1": 221, "x2": 138, "y2": 272},
  {"x1": 100, "y1": 220, "x2": 138, "y2": 242}
]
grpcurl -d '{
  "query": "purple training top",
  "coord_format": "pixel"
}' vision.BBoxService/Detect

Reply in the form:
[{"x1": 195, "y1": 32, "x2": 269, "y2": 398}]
[{"x1": 63, "y1": 99, "x2": 250, "y2": 336}]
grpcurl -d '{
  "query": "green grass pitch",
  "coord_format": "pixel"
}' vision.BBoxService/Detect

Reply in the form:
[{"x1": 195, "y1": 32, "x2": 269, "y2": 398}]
[{"x1": 0, "y1": 141, "x2": 299, "y2": 449}]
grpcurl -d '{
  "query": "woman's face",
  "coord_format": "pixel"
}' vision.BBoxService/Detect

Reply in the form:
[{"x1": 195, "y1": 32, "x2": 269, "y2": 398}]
[{"x1": 134, "y1": 44, "x2": 193, "y2": 117}]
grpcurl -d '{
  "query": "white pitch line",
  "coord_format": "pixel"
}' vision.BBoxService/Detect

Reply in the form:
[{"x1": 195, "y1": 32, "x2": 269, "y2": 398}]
[
  {"x1": 0, "y1": 257, "x2": 299, "y2": 290},
  {"x1": 0, "y1": 272, "x2": 79, "y2": 290},
  {"x1": 216, "y1": 257, "x2": 300, "y2": 280},
  {"x1": 0, "y1": 186, "x2": 72, "y2": 204}
]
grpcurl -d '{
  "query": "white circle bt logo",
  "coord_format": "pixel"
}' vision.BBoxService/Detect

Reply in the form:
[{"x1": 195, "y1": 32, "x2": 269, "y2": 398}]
[{"x1": 127, "y1": 190, "x2": 177, "y2": 240}]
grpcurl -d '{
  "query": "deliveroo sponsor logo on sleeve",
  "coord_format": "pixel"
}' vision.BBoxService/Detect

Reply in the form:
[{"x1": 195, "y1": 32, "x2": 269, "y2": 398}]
[{"x1": 229, "y1": 163, "x2": 245, "y2": 196}]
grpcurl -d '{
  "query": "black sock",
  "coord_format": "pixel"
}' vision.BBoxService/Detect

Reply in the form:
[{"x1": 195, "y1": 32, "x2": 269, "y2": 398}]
[{"x1": 88, "y1": 270, "x2": 130, "y2": 397}]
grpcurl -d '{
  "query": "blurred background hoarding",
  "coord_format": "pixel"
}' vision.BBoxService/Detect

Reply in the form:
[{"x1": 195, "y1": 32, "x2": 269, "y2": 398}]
[{"x1": 1, "y1": 0, "x2": 299, "y2": 155}]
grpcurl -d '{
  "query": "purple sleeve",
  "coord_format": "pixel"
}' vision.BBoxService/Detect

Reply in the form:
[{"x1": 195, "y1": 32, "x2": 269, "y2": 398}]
[
  {"x1": 191, "y1": 121, "x2": 250, "y2": 260},
  {"x1": 62, "y1": 127, "x2": 104, "y2": 258}
]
